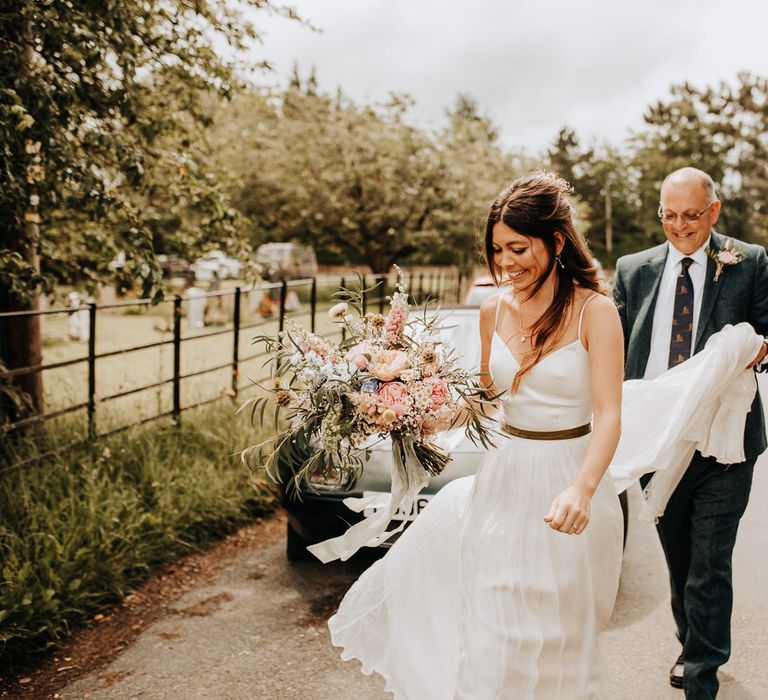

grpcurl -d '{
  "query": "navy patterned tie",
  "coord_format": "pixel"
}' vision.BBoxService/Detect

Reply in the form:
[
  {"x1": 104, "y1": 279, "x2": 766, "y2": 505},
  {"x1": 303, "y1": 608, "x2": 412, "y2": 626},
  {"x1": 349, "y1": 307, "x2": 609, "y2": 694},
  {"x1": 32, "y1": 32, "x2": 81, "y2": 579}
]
[{"x1": 668, "y1": 257, "x2": 694, "y2": 368}]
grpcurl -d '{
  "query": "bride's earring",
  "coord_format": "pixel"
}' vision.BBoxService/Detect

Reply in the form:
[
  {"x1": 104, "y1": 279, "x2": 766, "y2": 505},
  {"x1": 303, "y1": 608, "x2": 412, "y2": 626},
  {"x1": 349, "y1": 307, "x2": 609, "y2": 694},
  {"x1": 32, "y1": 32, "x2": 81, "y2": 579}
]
[{"x1": 555, "y1": 254, "x2": 565, "y2": 270}]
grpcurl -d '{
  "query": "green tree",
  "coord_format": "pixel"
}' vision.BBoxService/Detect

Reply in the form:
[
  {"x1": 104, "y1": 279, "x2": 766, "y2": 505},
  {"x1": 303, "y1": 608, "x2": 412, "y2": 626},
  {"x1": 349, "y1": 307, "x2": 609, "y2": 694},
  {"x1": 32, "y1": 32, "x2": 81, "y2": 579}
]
[
  {"x1": 547, "y1": 127, "x2": 593, "y2": 189},
  {"x1": 629, "y1": 80, "x2": 731, "y2": 246},
  {"x1": 0, "y1": 1, "x2": 300, "y2": 412},
  {"x1": 431, "y1": 94, "x2": 526, "y2": 272},
  {"x1": 218, "y1": 83, "x2": 450, "y2": 273},
  {"x1": 214, "y1": 87, "x2": 528, "y2": 273},
  {"x1": 547, "y1": 128, "x2": 644, "y2": 265}
]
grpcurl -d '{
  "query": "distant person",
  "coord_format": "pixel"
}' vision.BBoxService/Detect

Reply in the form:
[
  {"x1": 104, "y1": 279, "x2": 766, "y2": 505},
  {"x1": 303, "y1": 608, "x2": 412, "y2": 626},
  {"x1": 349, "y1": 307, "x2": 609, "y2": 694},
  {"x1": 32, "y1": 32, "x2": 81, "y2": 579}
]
[
  {"x1": 614, "y1": 167, "x2": 768, "y2": 697},
  {"x1": 66, "y1": 292, "x2": 90, "y2": 342},
  {"x1": 184, "y1": 279, "x2": 206, "y2": 329}
]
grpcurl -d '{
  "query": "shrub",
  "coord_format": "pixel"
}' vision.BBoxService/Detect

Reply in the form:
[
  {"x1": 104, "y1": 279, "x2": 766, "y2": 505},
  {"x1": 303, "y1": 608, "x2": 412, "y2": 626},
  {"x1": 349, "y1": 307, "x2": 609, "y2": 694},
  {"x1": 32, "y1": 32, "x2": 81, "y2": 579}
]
[{"x1": 0, "y1": 403, "x2": 275, "y2": 669}]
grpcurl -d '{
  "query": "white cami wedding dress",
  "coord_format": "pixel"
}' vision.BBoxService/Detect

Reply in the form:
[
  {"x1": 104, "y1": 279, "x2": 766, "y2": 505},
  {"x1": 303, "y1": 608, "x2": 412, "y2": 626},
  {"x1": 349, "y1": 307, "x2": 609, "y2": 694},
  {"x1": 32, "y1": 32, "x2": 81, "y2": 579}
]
[{"x1": 328, "y1": 295, "x2": 624, "y2": 699}]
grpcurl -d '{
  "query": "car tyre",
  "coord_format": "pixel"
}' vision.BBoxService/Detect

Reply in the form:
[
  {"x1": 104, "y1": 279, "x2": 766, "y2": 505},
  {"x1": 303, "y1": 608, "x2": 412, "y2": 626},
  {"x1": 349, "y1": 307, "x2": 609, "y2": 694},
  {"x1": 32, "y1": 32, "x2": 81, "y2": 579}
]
[{"x1": 286, "y1": 522, "x2": 314, "y2": 561}]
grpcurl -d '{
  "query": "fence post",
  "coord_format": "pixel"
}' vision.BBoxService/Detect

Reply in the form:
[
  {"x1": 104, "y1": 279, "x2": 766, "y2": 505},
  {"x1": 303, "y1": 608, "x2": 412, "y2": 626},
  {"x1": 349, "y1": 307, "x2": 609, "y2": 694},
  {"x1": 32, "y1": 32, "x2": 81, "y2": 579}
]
[
  {"x1": 361, "y1": 274, "x2": 368, "y2": 315},
  {"x1": 278, "y1": 280, "x2": 287, "y2": 335},
  {"x1": 378, "y1": 275, "x2": 386, "y2": 314},
  {"x1": 417, "y1": 272, "x2": 424, "y2": 305},
  {"x1": 232, "y1": 287, "x2": 241, "y2": 395},
  {"x1": 339, "y1": 277, "x2": 346, "y2": 342},
  {"x1": 310, "y1": 277, "x2": 317, "y2": 333},
  {"x1": 456, "y1": 269, "x2": 463, "y2": 304},
  {"x1": 87, "y1": 303, "x2": 97, "y2": 440},
  {"x1": 172, "y1": 295, "x2": 182, "y2": 424}
]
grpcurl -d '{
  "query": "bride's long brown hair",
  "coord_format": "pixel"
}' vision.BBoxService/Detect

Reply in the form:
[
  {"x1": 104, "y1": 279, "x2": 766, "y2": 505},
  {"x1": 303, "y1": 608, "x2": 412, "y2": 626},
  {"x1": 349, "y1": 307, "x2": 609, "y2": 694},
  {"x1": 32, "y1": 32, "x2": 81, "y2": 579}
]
[{"x1": 484, "y1": 172, "x2": 605, "y2": 391}]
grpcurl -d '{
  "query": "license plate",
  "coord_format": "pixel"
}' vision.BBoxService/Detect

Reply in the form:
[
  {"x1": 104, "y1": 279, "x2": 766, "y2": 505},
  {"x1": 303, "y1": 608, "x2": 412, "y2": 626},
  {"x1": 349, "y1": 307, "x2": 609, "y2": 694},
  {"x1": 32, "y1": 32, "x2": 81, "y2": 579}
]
[{"x1": 362, "y1": 491, "x2": 432, "y2": 522}]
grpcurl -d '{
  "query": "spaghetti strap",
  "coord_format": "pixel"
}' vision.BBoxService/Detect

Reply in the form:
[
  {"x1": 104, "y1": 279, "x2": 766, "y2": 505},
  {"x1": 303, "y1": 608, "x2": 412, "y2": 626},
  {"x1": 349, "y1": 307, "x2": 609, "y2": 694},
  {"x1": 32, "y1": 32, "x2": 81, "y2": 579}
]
[
  {"x1": 494, "y1": 291, "x2": 505, "y2": 333},
  {"x1": 577, "y1": 293, "x2": 599, "y2": 342}
]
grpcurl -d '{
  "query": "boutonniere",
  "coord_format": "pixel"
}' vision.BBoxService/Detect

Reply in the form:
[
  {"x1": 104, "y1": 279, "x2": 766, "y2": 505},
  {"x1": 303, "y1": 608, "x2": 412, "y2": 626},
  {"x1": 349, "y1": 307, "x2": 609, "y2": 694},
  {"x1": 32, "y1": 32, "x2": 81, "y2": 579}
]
[{"x1": 705, "y1": 238, "x2": 746, "y2": 282}]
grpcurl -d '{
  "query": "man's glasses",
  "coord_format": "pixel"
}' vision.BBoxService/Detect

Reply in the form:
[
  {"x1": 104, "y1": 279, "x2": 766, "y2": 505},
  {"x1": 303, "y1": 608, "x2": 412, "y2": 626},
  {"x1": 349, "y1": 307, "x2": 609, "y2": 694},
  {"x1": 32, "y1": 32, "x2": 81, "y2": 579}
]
[{"x1": 657, "y1": 201, "x2": 715, "y2": 225}]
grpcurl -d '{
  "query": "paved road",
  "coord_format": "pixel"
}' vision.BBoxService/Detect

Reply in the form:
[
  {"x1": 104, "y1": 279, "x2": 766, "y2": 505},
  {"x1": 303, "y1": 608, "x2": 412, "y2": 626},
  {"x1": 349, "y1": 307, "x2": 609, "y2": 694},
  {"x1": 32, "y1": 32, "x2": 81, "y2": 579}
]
[{"x1": 61, "y1": 378, "x2": 768, "y2": 700}]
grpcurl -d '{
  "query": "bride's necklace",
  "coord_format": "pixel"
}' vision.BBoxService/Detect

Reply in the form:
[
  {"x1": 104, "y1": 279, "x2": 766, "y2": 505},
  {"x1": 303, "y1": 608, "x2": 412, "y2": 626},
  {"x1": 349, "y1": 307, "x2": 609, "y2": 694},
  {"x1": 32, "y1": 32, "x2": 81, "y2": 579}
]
[
  {"x1": 515, "y1": 298, "x2": 542, "y2": 344},
  {"x1": 518, "y1": 315, "x2": 533, "y2": 344},
  {"x1": 516, "y1": 294, "x2": 573, "y2": 345}
]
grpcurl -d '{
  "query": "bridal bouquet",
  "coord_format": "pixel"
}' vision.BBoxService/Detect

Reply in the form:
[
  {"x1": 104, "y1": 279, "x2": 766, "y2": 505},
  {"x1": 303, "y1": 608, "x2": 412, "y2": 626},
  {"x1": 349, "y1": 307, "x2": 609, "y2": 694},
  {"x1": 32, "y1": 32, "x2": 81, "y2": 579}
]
[{"x1": 240, "y1": 273, "x2": 497, "y2": 561}]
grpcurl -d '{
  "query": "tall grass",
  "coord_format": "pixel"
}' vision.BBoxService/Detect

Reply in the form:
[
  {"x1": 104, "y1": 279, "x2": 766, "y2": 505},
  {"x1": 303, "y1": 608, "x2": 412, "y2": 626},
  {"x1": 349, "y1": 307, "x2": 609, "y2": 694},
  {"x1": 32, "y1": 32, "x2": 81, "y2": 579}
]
[{"x1": 0, "y1": 403, "x2": 275, "y2": 670}]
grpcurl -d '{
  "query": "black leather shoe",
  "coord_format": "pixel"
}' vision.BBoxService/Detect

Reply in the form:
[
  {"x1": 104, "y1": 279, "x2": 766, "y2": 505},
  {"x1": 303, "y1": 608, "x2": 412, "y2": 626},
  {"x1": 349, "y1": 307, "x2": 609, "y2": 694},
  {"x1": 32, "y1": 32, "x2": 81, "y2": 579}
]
[{"x1": 670, "y1": 654, "x2": 684, "y2": 689}]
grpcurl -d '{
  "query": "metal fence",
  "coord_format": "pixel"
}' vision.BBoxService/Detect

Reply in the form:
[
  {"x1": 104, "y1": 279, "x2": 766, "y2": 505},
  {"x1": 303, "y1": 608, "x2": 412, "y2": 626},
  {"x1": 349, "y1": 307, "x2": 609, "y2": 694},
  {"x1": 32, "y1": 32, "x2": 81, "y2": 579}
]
[{"x1": 0, "y1": 268, "x2": 466, "y2": 476}]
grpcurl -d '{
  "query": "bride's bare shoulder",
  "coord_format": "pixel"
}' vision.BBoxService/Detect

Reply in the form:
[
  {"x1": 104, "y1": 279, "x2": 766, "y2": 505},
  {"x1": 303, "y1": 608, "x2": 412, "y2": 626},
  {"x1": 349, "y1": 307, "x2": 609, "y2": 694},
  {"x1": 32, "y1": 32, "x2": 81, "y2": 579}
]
[
  {"x1": 578, "y1": 290, "x2": 621, "y2": 330},
  {"x1": 479, "y1": 290, "x2": 505, "y2": 331},
  {"x1": 480, "y1": 290, "x2": 503, "y2": 312}
]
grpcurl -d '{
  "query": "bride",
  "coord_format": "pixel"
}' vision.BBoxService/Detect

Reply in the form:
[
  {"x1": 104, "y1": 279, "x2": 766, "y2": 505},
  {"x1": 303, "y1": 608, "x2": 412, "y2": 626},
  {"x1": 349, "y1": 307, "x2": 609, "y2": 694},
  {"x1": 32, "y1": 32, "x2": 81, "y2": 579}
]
[{"x1": 328, "y1": 173, "x2": 625, "y2": 699}]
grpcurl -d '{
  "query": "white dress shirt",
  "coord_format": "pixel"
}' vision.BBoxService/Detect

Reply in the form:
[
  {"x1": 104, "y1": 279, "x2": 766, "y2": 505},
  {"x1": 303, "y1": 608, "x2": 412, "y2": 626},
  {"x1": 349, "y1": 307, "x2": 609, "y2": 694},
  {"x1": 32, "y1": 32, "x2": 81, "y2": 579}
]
[{"x1": 644, "y1": 237, "x2": 711, "y2": 380}]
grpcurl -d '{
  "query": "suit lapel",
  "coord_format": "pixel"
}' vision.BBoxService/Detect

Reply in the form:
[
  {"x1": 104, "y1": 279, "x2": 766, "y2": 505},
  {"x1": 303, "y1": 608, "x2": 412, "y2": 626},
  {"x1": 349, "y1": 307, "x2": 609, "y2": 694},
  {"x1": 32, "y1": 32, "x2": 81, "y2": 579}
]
[
  {"x1": 695, "y1": 231, "x2": 725, "y2": 351},
  {"x1": 627, "y1": 245, "x2": 667, "y2": 377}
]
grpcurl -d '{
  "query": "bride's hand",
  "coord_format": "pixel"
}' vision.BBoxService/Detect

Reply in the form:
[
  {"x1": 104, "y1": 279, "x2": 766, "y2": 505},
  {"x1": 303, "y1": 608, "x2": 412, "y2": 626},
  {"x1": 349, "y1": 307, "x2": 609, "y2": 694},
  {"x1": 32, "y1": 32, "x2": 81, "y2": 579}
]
[{"x1": 544, "y1": 485, "x2": 592, "y2": 535}]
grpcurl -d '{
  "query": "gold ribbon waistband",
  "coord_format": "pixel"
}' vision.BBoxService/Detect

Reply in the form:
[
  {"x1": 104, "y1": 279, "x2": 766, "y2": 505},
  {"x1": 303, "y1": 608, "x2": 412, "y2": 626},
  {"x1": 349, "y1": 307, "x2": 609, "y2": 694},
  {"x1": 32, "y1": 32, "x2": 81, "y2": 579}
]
[{"x1": 501, "y1": 423, "x2": 591, "y2": 441}]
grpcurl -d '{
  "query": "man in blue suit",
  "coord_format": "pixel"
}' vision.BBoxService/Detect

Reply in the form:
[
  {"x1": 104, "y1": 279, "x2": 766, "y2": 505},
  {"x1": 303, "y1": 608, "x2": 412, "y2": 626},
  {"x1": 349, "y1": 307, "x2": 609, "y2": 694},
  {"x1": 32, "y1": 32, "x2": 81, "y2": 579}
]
[{"x1": 613, "y1": 167, "x2": 768, "y2": 699}]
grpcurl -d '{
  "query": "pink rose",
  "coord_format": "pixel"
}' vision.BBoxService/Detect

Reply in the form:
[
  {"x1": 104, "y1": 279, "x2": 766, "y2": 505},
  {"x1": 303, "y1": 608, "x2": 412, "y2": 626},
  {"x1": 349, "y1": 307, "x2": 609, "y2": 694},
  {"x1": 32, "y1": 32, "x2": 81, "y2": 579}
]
[
  {"x1": 375, "y1": 381, "x2": 411, "y2": 419},
  {"x1": 426, "y1": 378, "x2": 449, "y2": 411},
  {"x1": 371, "y1": 349, "x2": 410, "y2": 382}
]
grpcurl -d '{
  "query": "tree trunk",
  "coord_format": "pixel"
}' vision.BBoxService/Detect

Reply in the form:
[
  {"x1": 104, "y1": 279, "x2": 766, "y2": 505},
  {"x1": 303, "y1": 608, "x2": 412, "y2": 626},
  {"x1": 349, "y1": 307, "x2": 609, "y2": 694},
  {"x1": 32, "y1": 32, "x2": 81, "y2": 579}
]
[
  {"x1": 0, "y1": 17, "x2": 45, "y2": 418},
  {"x1": 0, "y1": 281, "x2": 43, "y2": 417}
]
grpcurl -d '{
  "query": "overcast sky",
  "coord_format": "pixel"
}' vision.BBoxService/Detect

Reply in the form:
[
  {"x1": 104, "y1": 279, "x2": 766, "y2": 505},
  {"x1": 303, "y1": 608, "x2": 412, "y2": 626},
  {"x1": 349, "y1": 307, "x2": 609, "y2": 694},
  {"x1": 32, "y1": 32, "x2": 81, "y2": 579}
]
[{"x1": 248, "y1": 0, "x2": 768, "y2": 155}]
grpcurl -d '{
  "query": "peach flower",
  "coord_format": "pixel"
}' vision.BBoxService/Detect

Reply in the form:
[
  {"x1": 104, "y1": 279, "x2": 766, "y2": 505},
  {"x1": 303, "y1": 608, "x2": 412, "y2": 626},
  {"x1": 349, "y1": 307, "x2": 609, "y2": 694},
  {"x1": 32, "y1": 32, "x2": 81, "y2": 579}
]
[{"x1": 370, "y1": 349, "x2": 410, "y2": 382}]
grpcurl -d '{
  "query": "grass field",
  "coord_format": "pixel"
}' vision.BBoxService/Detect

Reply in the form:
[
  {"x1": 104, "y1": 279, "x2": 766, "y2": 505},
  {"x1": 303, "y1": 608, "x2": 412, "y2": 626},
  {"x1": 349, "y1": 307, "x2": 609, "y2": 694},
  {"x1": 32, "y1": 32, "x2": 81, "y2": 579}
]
[{"x1": 35, "y1": 283, "x2": 344, "y2": 440}]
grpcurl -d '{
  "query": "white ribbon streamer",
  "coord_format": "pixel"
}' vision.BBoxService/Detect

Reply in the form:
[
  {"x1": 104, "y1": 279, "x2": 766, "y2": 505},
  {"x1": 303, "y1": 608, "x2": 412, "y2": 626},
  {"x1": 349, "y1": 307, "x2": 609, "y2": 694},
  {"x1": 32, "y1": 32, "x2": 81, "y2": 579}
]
[{"x1": 307, "y1": 434, "x2": 430, "y2": 563}]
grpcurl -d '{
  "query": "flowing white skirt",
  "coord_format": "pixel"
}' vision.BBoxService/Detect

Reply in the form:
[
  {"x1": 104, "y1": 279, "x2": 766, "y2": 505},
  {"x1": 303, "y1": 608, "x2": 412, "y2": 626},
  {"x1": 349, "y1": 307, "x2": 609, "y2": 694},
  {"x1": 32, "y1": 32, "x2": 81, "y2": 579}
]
[{"x1": 328, "y1": 433, "x2": 624, "y2": 700}]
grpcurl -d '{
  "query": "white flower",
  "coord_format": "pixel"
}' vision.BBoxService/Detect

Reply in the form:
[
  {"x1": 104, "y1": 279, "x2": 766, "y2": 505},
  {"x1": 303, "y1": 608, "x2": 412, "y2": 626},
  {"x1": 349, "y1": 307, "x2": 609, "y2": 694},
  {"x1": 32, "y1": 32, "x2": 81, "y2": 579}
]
[
  {"x1": 401, "y1": 368, "x2": 421, "y2": 382},
  {"x1": 706, "y1": 239, "x2": 746, "y2": 282},
  {"x1": 298, "y1": 368, "x2": 323, "y2": 386},
  {"x1": 304, "y1": 350, "x2": 324, "y2": 368},
  {"x1": 328, "y1": 302, "x2": 349, "y2": 321},
  {"x1": 334, "y1": 364, "x2": 354, "y2": 382}
]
